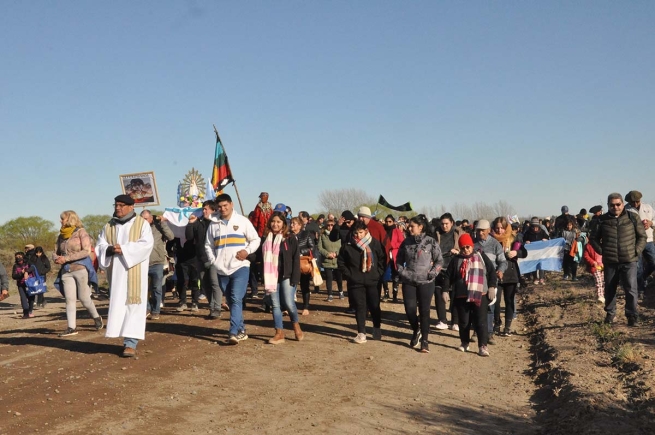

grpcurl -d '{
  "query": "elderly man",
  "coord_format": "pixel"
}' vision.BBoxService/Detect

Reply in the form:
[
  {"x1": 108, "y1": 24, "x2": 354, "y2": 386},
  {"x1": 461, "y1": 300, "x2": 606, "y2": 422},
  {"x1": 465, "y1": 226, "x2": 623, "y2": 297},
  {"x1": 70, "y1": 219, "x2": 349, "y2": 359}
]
[
  {"x1": 625, "y1": 191, "x2": 655, "y2": 300},
  {"x1": 590, "y1": 193, "x2": 647, "y2": 326},
  {"x1": 96, "y1": 195, "x2": 154, "y2": 357},
  {"x1": 139, "y1": 209, "x2": 174, "y2": 319},
  {"x1": 473, "y1": 219, "x2": 507, "y2": 342},
  {"x1": 205, "y1": 193, "x2": 261, "y2": 344}
]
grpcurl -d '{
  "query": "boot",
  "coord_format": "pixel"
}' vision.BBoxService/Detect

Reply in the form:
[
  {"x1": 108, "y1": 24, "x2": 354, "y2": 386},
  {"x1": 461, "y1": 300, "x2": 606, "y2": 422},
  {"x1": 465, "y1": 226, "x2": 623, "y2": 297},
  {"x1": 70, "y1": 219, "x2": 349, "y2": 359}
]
[
  {"x1": 382, "y1": 290, "x2": 390, "y2": 302},
  {"x1": 268, "y1": 328, "x2": 285, "y2": 345},
  {"x1": 392, "y1": 288, "x2": 398, "y2": 303},
  {"x1": 293, "y1": 322, "x2": 304, "y2": 341}
]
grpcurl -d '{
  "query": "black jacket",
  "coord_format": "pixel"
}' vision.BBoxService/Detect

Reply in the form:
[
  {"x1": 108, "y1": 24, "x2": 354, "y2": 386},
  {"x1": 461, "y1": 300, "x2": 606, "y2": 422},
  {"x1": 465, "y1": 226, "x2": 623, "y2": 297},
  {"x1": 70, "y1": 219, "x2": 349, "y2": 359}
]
[
  {"x1": 501, "y1": 238, "x2": 527, "y2": 284},
  {"x1": 590, "y1": 210, "x2": 647, "y2": 264},
  {"x1": 185, "y1": 217, "x2": 211, "y2": 265},
  {"x1": 442, "y1": 252, "x2": 498, "y2": 299},
  {"x1": 30, "y1": 255, "x2": 51, "y2": 276},
  {"x1": 338, "y1": 237, "x2": 385, "y2": 286},
  {"x1": 523, "y1": 228, "x2": 550, "y2": 243},
  {"x1": 261, "y1": 234, "x2": 301, "y2": 287}
]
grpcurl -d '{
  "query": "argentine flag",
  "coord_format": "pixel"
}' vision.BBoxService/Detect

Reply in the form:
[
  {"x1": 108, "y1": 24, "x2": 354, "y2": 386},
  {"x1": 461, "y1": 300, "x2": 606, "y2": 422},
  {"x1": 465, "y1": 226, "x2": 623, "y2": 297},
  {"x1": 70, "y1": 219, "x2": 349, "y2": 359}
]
[{"x1": 518, "y1": 238, "x2": 565, "y2": 274}]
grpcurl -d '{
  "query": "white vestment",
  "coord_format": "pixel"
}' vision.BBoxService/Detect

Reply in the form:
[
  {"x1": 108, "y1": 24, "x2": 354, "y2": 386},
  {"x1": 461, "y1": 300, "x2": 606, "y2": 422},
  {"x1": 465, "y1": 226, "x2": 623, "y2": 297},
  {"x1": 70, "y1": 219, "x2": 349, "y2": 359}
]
[{"x1": 96, "y1": 216, "x2": 154, "y2": 340}]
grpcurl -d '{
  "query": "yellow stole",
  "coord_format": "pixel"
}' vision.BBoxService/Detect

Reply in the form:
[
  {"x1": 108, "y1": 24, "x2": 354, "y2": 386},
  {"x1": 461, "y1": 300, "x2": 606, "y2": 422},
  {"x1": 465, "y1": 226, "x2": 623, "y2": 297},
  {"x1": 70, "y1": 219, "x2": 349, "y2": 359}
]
[{"x1": 104, "y1": 216, "x2": 146, "y2": 305}]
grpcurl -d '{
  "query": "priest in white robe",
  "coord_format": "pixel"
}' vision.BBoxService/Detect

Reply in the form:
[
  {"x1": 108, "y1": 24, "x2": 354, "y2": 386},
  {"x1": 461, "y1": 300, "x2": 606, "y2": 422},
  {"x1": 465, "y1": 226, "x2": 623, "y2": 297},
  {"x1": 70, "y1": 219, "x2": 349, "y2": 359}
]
[{"x1": 96, "y1": 194, "x2": 154, "y2": 357}]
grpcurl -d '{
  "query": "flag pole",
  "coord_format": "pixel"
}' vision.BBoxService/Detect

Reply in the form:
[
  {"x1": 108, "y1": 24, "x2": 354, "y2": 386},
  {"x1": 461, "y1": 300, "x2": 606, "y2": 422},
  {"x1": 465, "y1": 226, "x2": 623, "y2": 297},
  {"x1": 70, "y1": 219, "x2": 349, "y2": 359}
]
[{"x1": 213, "y1": 124, "x2": 245, "y2": 215}]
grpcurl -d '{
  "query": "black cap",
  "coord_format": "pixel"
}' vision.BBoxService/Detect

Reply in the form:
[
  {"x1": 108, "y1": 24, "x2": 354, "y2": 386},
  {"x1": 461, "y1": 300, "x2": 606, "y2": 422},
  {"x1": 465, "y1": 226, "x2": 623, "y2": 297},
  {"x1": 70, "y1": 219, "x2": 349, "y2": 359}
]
[
  {"x1": 341, "y1": 210, "x2": 355, "y2": 221},
  {"x1": 114, "y1": 194, "x2": 135, "y2": 206},
  {"x1": 589, "y1": 205, "x2": 602, "y2": 214}
]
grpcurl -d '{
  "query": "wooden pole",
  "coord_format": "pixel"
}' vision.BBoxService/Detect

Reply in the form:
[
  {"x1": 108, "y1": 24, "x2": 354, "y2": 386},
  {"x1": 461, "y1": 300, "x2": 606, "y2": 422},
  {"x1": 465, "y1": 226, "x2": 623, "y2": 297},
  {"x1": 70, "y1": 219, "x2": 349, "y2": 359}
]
[{"x1": 213, "y1": 124, "x2": 245, "y2": 215}]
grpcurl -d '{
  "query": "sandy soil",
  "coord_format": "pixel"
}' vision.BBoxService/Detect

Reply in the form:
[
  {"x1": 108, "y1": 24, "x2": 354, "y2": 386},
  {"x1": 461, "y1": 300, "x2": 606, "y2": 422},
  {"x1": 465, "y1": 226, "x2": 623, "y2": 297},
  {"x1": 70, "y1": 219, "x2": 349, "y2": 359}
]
[{"x1": 1, "y1": 283, "x2": 538, "y2": 435}]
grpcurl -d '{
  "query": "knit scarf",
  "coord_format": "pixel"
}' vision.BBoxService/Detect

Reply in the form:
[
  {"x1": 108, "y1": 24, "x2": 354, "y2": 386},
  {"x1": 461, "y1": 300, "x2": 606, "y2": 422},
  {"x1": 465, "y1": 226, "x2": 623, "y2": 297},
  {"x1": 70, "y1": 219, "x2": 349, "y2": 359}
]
[
  {"x1": 60, "y1": 226, "x2": 76, "y2": 240},
  {"x1": 263, "y1": 232, "x2": 284, "y2": 293},
  {"x1": 459, "y1": 252, "x2": 486, "y2": 307},
  {"x1": 353, "y1": 232, "x2": 373, "y2": 273},
  {"x1": 492, "y1": 224, "x2": 514, "y2": 250},
  {"x1": 103, "y1": 215, "x2": 146, "y2": 305},
  {"x1": 258, "y1": 201, "x2": 273, "y2": 213}
]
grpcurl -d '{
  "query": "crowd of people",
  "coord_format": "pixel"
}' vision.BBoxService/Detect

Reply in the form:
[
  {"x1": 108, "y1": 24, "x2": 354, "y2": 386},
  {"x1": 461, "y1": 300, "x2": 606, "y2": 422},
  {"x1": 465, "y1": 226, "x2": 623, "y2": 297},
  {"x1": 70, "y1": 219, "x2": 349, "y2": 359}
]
[{"x1": 0, "y1": 190, "x2": 652, "y2": 358}]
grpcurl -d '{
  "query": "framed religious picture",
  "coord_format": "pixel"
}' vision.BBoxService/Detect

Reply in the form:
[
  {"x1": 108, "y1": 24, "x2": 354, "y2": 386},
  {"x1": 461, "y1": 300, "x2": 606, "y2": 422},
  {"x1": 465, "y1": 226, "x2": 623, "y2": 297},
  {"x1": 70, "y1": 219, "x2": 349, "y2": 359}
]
[{"x1": 119, "y1": 171, "x2": 160, "y2": 207}]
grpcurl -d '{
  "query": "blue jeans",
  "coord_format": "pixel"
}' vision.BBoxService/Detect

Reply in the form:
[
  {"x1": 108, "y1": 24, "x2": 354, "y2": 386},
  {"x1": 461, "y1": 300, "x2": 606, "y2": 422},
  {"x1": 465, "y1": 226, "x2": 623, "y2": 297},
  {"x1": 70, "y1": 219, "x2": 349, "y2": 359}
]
[
  {"x1": 217, "y1": 266, "x2": 250, "y2": 336},
  {"x1": 637, "y1": 241, "x2": 655, "y2": 294},
  {"x1": 270, "y1": 279, "x2": 299, "y2": 329},
  {"x1": 124, "y1": 337, "x2": 138, "y2": 349},
  {"x1": 604, "y1": 262, "x2": 638, "y2": 318},
  {"x1": 147, "y1": 264, "x2": 164, "y2": 314}
]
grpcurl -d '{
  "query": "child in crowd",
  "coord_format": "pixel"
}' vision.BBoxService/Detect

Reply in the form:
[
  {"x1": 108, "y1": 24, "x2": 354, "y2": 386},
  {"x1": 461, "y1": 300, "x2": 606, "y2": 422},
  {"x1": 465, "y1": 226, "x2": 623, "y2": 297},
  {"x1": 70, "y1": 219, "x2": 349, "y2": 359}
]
[
  {"x1": 11, "y1": 252, "x2": 36, "y2": 318},
  {"x1": 583, "y1": 241, "x2": 605, "y2": 303}
]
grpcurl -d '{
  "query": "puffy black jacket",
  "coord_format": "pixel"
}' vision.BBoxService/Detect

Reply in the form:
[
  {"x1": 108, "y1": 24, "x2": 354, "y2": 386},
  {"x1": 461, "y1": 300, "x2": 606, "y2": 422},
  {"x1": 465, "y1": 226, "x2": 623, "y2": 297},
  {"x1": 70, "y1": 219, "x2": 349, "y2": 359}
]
[
  {"x1": 590, "y1": 210, "x2": 647, "y2": 264},
  {"x1": 338, "y1": 237, "x2": 385, "y2": 286}
]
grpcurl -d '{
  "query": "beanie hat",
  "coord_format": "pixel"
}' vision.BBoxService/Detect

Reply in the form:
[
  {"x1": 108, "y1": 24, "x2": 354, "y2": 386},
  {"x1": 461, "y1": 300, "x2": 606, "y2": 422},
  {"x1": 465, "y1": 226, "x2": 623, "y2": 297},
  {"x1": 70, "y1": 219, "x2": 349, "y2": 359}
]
[
  {"x1": 341, "y1": 210, "x2": 355, "y2": 221},
  {"x1": 357, "y1": 206, "x2": 372, "y2": 218},
  {"x1": 458, "y1": 233, "x2": 474, "y2": 247},
  {"x1": 531, "y1": 217, "x2": 541, "y2": 226},
  {"x1": 561, "y1": 205, "x2": 569, "y2": 213}
]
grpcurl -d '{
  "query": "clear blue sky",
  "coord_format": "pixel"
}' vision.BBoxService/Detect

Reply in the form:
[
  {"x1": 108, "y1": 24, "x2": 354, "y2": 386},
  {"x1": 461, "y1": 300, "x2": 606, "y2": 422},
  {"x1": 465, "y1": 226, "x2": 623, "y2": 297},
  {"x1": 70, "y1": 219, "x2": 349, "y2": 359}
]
[{"x1": 2, "y1": 1, "x2": 653, "y2": 226}]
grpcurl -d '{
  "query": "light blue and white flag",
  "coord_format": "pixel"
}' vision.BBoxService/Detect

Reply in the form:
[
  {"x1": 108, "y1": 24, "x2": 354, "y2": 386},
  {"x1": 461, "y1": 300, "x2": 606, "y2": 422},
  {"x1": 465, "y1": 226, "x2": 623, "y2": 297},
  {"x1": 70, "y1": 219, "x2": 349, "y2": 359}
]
[
  {"x1": 518, "y1": 238, "x2": 565, "y2": 274},
  {"x1": 205, "y1": 177, "x2": 216, "y2": 201}
]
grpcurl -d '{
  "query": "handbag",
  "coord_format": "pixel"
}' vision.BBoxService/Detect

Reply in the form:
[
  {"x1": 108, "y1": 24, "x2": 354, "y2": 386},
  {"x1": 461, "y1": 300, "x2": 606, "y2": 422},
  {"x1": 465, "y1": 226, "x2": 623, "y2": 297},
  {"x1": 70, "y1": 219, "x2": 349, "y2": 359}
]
[
  {"x1": 299, "y1": 256, "x2": 313, "y2": 275},
  {"x1": 311, "y1": 258, "x2": 323, "y2": 286},
  {"x1": 26, "y1": 268, "x2": 47, "y2": 296}
]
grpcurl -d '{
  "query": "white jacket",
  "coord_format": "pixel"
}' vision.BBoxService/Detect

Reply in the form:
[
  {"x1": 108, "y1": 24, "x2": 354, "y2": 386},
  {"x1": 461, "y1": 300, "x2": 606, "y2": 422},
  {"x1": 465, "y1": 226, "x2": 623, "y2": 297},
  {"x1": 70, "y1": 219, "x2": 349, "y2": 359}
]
[{"x1": 204, "y1": 211, "x2": 261, "y2": 275}]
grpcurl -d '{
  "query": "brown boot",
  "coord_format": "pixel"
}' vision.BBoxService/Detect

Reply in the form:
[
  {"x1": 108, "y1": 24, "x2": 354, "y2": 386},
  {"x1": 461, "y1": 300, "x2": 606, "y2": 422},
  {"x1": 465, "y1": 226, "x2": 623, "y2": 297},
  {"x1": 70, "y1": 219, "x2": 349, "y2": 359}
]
[
  {"x1": 293, "y1": 322, "x2": 304, "y2": 341},
  {"x1": 268, "y1": 328, "x2": 285, "y2": 345}
]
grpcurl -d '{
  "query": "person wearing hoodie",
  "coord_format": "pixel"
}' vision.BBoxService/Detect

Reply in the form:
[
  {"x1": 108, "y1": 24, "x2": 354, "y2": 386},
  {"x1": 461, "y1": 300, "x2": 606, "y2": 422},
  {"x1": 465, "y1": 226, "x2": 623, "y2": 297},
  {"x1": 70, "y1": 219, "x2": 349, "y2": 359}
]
[
  {"x1": 396, "y1": 215, "x2": 443, "y2": 353},
  {"x1": 338, "y1": 220, "x2": 385, "y2": 344},
  {"x1": 442, "y1": 233, "x2": 498, "y2": 357},
  {"x1": 204, "y1": 193, "x2": 261, "y2": 345}
]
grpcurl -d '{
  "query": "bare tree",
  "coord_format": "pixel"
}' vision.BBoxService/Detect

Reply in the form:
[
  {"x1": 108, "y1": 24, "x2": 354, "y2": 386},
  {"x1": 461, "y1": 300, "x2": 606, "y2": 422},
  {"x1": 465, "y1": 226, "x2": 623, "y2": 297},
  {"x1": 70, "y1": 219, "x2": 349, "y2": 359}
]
[
  {"x1": 318, "y1": 188, "x2": 375, "y2": 215},
  {"x1": 492, "y1": 200, "x2": 517, "y2": 219}
]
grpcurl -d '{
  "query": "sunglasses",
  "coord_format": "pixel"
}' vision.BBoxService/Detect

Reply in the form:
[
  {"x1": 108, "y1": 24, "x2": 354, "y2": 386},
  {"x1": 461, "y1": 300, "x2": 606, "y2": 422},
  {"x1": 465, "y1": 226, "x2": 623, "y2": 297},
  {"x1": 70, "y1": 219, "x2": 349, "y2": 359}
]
[{"x1": 609, "y1": 203, "x2": 622, "y2": 208}]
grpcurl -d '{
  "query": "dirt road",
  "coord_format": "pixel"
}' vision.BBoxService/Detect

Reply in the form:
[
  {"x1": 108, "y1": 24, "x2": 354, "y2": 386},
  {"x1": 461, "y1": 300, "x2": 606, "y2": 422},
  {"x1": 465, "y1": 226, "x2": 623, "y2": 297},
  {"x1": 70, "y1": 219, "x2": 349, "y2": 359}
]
[{"x1": 1, "y1": 290, "x2": 538, "y2": 435}]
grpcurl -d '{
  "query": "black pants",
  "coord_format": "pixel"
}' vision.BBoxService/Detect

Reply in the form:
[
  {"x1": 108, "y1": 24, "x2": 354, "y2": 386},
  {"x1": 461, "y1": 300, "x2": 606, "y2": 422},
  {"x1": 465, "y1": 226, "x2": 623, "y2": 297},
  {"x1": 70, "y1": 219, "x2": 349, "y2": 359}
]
[
  {"x1": 350, "y1": 282, "x2": 381, "y2": 333},
  {"x1": 493, "y1": 283, "x2": 517, "y2": 329},
  {"x1": 403, "y1": 282, "x2": 435, "y2": 342},
  {"x1": 300, "y1": 273, "x2": 311, "y2": 310},
  {"x1": 324, "y1": 268, "x2": 343, "y2": 297},
  {"x1": 18, "y1": 285, "x2": 35, "y2": 315},
  {"x1": 454, "y1": 296, "x2": 489, "y2": 347},
  {"x1": 176, "y1": 261, "x2": 199, "y2": 304},
  {"x1": 563, "y1": 255, "x2": 577, "y2": 278}
]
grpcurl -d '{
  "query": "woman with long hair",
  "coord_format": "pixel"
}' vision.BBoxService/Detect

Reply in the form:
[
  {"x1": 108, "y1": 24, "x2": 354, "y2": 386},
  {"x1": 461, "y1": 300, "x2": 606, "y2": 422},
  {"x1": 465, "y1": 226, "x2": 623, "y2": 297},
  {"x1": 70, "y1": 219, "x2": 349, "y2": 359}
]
[
  {"x1": 396, "y1": 215, "x2": 443, "y2": 353},
  {"x1": 338, "y1": 221, "x2": 385, "y2": 343},
  {"x1": 289, "y1": 217, "x2": 314, "y2": 315},
  {"x1": 319, "y1": 219, "x2": 343, "y2": 301},
  {"x1": 491, "y1": 217, "x2": 527, "y2": 336},
  {"x1": 54, "y1": 210, "x2": 103, "y2": 336},
  {"x1": 263, "y1": 211, "x2": 304, "y2": 344}
]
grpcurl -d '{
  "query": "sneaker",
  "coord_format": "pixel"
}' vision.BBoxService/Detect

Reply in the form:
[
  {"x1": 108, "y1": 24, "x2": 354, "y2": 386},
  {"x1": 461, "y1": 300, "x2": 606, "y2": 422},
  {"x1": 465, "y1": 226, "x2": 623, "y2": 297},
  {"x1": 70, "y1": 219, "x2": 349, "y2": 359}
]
[
  {"x1": 59, "y1": 327, "x2": 78, "y2": 337},
  {"x1": 488, "y1": 334, "x2": 496, "y2": 345},
  {"x1": 571, "y1": 277, "x2": 578, "y2": 282},
  {"x1": 493, "y1": 324, "x2": 501, "y2": 335},
  {"x1": 208, "y1": 310, "x2": 220, "y2": 319},
  {"x1": 410, "y1": 330, "x2": 422, "y2": 349},
  {"x1": 228, "y1": 335, "x2": 239, "y2": 345},
  {"x1": 146, "y1": 311, "x2": 151, "y2": 318},
  {"x1": 198, "y1": 294, "x2": 208, "y2": 301},
  {"x1": 160, "y1": 302, "x2": 164, "y2": 309},
  {"x1": 372, "y1": 327, "x2": 382, "y2": 340},
  {"x1": 353, "y1": 333, "x2": 367, "y2": 344},
  {"x1": 326, "y1": 296, "x2": 334, "y2": 302},
  {"x1": 338, "y1": 292, "x2": 345, "y2": 300},
  {"x1": 176, "y1": 303, "x2": 187, "y2": 312},
  {"x1": 420, "y1": 341, "x2": 430, "y2": 353},
  {"x1": 451, "y1": 324, "x2": 459, "y2": 332},
  {"x1": 345, "y1": 308, "x2": 356, "y2": 314},
  {"x1": 627, "y1": 316, "x2": 639, "y2": 327},
  {"x1": 236, "y1": 331, "x2": 248, "y2": 342},
  {"x1": 500, "y1": 329, "x2": 512, "y2": 337},
  {"x1": 435, "y1": 322, "x2": 448, "y2": 330},
  {"x1": 458, "y1": 343, "x2": 469, "y2": 352},
  {"x1": 93, "y1": 317, "x2": 104, "y2": 331},
  {"x1": 478, "y1": 345, "x2": 490, "y2": 357},
  {"x1": 122, "y1": 347, "x2": 136, "y2": 358},
  {"x1": 539, "y1": 279, "x2": 545, "y2": 285},
  {"x1": 597, "y1": 296, "x2": 605, "y2": 304},
  {"x1": 150, "y1": 313, "x2": 160, "y2": 320},
  {"x1": 562, "y1": 275, "x2": 570, "y2": 281},
  {"x1": 190, "y1": 303, "x2": 199, "y2": 312},
  {"x1": 251, "y1": 293, "x2": 260, "y2": 299},
  {"x1": 603, "y1": 314, "x2": 616, "y2": 325}
]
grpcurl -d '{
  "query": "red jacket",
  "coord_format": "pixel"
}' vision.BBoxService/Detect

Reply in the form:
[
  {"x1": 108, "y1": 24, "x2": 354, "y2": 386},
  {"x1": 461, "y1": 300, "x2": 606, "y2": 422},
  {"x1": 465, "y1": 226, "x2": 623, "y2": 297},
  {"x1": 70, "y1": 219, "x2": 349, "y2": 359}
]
[
  {"x1": 387, "y1": 228, "x2": 405, "y2": 269},
  {"x1": 250, "y1": 204, "x2": 272, "y2": 237},
  {"x1": 583, "y1": 243, "x2": 603, "y2": 273}
]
